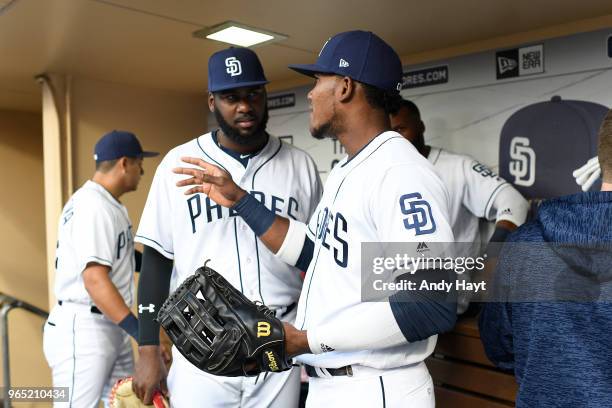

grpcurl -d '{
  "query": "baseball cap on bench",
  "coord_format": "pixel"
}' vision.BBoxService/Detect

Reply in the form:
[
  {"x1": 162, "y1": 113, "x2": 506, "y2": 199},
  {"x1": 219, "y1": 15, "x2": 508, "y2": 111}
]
[
  {"x1": 289, "y1": 30, "x2": 403, "y2": 93},
  {"x1": 94, "y1": 130, "x2": 159, "y2": 162},
  {"x1": 208, "y1": 47, "x2": 269, "y2": 93}
]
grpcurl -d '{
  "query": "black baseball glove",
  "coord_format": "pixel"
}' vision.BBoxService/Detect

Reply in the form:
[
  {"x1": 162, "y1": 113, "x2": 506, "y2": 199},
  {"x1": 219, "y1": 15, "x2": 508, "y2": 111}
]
[{"x1": 157, "y1": 263, "x2": 291, "y2": 376}]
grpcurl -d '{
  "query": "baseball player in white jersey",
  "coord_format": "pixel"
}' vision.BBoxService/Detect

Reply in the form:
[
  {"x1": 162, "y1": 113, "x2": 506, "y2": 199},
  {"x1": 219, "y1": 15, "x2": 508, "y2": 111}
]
[
  {"x1": 390, "y1": 99, "x2": 529, "y2": 313},
  {"x1": 173, "y1": 31, "x2": 459, "y2": 407},
  {"x1": 132, "y1": 47, "x2": 322, "y2": 407},
  {"x1": 43, "y1": 130, "x2": 158, "y2": 407}
]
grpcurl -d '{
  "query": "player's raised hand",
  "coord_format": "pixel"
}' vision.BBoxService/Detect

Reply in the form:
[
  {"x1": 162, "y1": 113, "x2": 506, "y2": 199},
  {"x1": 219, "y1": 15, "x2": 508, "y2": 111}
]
[{"x1": 173, "y1": 157, "x2": 246, "y2": 207}]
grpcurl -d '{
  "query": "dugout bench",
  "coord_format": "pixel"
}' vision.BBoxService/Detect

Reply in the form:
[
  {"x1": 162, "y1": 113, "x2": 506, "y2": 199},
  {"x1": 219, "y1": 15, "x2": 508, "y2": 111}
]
[{"x1": 427, "y1": 315, "x2": 517, "y2": 407}]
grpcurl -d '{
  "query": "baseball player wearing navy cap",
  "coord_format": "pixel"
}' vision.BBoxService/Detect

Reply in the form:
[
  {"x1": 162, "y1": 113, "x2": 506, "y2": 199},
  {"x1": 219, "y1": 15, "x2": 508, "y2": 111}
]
[
  {"x1": 43, "y1": 130, "x2": 158, "y2": 407},
  {"x1": 390, "y1": 99, "x2": 529, "y2": 313},
  {"x1": 132, "y1": 47, "x2": 322, "y2": 407},
  {"x1": 174, "y1": 31, "x2": 457, "y2": 407}
]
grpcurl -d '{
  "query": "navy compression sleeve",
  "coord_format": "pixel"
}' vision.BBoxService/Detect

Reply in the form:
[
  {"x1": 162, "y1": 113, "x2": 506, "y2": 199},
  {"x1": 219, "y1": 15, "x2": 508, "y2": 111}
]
[{"x1": 137, "y1": 245, "x2": 172, "y2": 346}]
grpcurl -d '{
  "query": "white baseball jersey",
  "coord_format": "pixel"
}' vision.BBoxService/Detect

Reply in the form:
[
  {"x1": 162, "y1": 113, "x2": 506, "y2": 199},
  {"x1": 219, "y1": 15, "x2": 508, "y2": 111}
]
[
  {"x1": 54, "y1": 180, "x2": 136, "y2": 305},
  {"x1": 295, "y1": 131, "x2": 454, "y2": 370},
  {"x1": 428, "y1": 147, "x2": 509, "y2": 245},
  {"x1": 136, "y1": 132, "x2": 322, "y2": 310},
  {"x1": 46, "y1": 180, "x2": 135, "y2": 408}
]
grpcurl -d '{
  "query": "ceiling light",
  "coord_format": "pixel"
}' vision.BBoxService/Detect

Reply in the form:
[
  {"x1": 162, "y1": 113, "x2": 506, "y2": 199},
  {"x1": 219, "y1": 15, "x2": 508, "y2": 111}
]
[{"x1": 193, "y1": 21, "x2": 287, "y2": 48}]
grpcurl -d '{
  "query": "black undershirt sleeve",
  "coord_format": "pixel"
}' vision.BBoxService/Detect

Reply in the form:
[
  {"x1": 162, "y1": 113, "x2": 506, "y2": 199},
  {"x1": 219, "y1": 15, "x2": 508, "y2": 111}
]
[
  {"x1": 134, "y1": 249, "x2": 142, "y2": 272},
  {"x1": 137, "y1": 245, "x2": 173, "y2": 346}
]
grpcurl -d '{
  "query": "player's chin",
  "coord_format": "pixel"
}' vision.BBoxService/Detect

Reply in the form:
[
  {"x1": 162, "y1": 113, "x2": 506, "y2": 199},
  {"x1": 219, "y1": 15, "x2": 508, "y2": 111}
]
[
  {"x1": 310, "y1": 125, "x2": 329, "y2": 140},
  {"x1": 238, "y1": 128, "x2": 258, "y2": 138},
  {"x1": 128, "y1": 181, "x2": 140, "y2": 192}
]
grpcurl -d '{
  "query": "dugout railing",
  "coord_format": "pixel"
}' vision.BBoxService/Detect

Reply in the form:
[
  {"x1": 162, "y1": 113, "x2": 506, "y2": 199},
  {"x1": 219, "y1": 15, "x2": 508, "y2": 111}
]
[{"x1": 0, "y1": 293, "x2": 49, "y2": 408}]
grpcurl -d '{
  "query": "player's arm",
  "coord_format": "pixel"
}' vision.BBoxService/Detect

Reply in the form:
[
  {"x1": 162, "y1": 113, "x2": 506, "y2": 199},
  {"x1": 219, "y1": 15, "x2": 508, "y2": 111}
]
[
  {"x1": 132, "y1": 155, "x2": 176, "y2": 404},
  {"x1": 71, "y1": 202, "x2": 139, "y2": 339},
  {"x1": 282, "y1": 267, "x2": 457, "y2": 357},
  {"x1": 481, "y1": 184, "x2": 529, "y2": 262},
  {"x1": 137, "y1": 245, "x2": 173, "y2": 345},
  {"x1": 463, "y1": 160, "x2": 528, "y2": 242},
  {"x1": 133, "y1": 245, "x2": 172, "y2": 403},
  {"x1": 82, "y1": 263, "x2": 138, "y2": 339},
  {"x1": 488, "y1": 185, "x2": 528, "y2": 241},
  {"x1": 173, "y1": 157, "x2": 314, "y2": 269},
  {"x1": 478, "y1": 238, "x2": 516, "y2": 371}
]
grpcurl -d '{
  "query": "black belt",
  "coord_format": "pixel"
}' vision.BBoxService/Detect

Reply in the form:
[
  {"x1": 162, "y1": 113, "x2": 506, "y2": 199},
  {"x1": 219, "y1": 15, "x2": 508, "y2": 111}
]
[
  {"x1": 58, "y1": 300, "x2": 102, "y2": 315},
  {"x1": 304, "y1": 364, "x2": 353, "y2": 378}
]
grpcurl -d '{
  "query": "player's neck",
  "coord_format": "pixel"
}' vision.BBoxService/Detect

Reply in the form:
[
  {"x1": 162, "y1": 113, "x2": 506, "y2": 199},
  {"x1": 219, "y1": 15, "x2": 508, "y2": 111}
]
[
  {"x1": 92, "y1": 173, "x2": 124, "y2": 201},
  {"x1": 216, "y1": 130, "x2": 267, "y2": 154},
  {"x1": 338, "y1": 110, "x2": 389, "y2": 158}
]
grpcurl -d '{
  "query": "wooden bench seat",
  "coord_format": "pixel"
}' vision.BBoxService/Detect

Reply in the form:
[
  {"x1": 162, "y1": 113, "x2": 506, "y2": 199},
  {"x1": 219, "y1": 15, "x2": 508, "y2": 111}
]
[{"x1": 427, "y1": 316, "x2": 517, "y2": 407}]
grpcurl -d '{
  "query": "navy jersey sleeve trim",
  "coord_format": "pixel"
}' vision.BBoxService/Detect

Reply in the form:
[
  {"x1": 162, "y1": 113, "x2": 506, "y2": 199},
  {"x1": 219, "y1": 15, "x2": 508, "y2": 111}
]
[
  {"x1": 134, "y1": 235, "x2": 174, "y2": 257},
  {"x1": 389, "y1": 269, "x2": 457, "y2": 342},
  {"x1": 295, "y1": 236, "x2": 315, "y2": 272},
  {"x1": 84, "y1": 255, "x2": 113, "y2": 267}
]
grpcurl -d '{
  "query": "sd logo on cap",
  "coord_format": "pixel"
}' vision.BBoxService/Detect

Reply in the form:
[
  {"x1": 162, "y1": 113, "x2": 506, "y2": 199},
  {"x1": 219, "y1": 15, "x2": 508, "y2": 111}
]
[{"x1": 208, "y1": 47, "x2": 269, "y2": 92}]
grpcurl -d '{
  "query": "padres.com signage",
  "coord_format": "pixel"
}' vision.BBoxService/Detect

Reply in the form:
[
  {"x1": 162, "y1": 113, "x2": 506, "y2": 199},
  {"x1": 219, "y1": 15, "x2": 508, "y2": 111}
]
[{"x1": 499, "y1": 96, "x2": 606, "y2": 199}]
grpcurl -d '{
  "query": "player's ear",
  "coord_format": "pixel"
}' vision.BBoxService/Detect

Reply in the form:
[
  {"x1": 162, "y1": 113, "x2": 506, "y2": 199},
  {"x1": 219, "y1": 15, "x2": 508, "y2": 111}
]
[
  {"x1": 117, "y1": 157, "x2": 128, "y2": 173},
  {"x1": 208, "y1": 93, "x2": 215, "y2": 112},
  {"x1": 419, "y1": 120, "x2": 426, "y2": 135},
  {"x1": 337, "y1": 76, "x2": 355, "y2": 103}
]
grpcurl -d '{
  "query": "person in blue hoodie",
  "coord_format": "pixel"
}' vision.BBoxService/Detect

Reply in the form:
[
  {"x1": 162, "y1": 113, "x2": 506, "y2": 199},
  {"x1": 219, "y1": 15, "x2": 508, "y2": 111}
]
[{"x1": 479, "y1": 109, "x2": 612, "y2": 408}]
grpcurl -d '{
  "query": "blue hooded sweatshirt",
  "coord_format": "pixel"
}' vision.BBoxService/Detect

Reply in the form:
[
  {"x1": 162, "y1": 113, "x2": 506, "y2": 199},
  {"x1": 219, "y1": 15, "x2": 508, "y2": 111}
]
[{"x1": 479, "y1": 191, "x2": 612, "y2": 408}]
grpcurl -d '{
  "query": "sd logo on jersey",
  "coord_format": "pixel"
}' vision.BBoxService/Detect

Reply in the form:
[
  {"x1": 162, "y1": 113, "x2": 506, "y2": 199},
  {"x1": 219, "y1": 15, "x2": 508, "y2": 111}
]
[{"x1": 399, "y1": 193, "x2": 436, "y2": 235}]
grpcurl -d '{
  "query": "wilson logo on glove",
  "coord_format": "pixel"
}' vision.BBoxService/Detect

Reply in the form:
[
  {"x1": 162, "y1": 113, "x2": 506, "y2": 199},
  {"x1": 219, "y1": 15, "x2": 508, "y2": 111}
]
[
  {"x1": 157, "y1": 262, "x2": 292, "y2": 376},
  {"x1": 257, "y1": 321, "x2": 271, "y2": 337}
]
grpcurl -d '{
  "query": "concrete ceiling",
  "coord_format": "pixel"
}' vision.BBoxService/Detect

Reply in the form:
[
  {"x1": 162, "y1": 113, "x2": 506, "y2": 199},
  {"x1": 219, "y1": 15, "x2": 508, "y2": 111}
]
[{"x1": 2, "y1": 0, "x2": 612, "y2": 112}]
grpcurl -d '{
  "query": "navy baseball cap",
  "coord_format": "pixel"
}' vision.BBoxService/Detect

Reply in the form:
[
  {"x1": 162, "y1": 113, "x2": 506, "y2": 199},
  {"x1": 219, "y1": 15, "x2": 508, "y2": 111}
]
[
  {"x1": 93, "y1": 130, "x2": 159, "y2": 162},
  {"x1": 499, "y1": 96, "x2": 607, "y2": 198},
  {"x1": 289, "y1": 30, "x2": 403, "y2": 93},
  {"x1": 208, "y1": 47, "x2": 269, "y2": 92}
]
